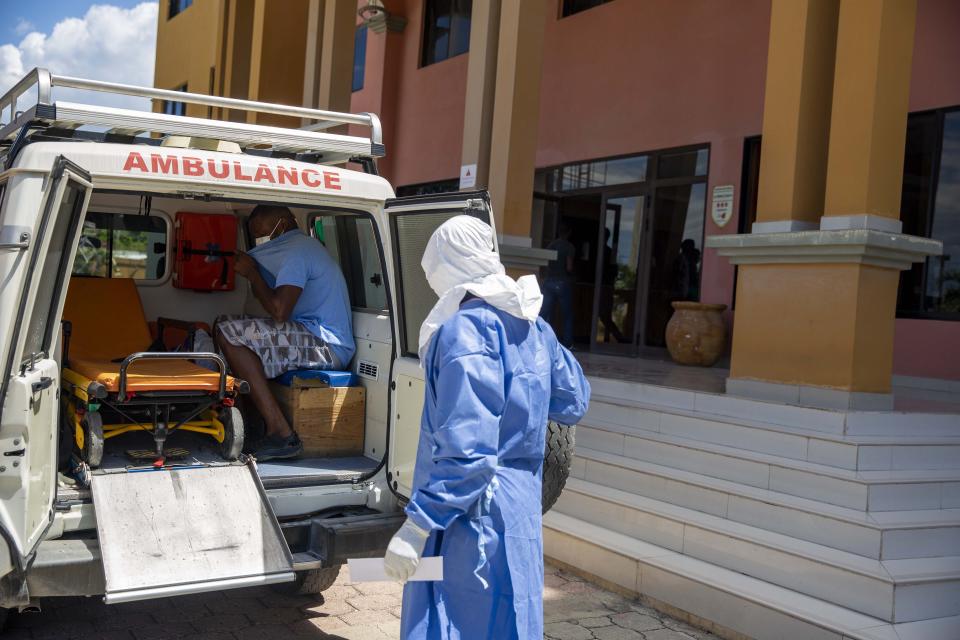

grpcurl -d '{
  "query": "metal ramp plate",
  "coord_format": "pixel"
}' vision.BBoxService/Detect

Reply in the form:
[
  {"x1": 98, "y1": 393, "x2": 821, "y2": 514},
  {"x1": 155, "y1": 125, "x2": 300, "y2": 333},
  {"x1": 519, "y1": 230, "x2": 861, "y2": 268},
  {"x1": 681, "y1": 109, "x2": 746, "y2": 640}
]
[{"x1": 90, "y1": 461, "x2": 294, "y2": 604}]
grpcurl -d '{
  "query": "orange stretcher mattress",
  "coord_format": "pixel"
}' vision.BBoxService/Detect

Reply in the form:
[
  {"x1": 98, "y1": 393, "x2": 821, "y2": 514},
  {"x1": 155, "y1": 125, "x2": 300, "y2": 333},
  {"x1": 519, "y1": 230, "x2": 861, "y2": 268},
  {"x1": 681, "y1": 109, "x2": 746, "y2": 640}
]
[
  {"x1": 63, "y1": 276, "x2": 235, "y2": 394},
  {"x1": 68, "y1": 358, "x2": 235, "y2": 393}
]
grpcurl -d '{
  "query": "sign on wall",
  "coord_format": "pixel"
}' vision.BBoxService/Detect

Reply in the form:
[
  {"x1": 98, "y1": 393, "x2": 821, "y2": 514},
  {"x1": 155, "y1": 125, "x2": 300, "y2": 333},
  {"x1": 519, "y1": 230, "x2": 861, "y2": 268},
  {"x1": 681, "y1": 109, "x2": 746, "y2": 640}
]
[
  {"x1": 459, "y1": 164, "x2": 477, "y2": 189},
  {"x1": 711, "y1": 185, "x2": 735, "y2": 228}
]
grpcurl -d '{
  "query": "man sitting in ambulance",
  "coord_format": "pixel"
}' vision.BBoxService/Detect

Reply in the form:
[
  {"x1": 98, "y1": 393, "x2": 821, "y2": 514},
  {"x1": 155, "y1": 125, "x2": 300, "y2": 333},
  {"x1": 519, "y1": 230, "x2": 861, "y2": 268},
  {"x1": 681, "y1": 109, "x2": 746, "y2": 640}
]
[{"x1": 215, "y1": 204, "x2": 355, "y2": 460}]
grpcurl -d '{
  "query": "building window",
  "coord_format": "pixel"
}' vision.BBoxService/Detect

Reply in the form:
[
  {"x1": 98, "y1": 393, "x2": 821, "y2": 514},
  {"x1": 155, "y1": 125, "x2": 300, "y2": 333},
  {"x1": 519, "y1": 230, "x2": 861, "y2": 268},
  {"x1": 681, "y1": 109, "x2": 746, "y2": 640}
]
[
  {"x1": 421, "y1": 0, "x2": 472, "y2": 67},
  {"x1": 312, "y1": 214, "x2": 388, "y2": 313},
  {"x1": 561, "y1": 0, "x2": 613, "y2": 18},
  {"x1": 162, "y1": 84, "x2": 187, "y2": 117},
  {"x1": 737, "y1": 107, "x2": 960, "y2": 320},
  {"x1": 168, "y1": 0, "x2": 193, "y2": 20},
  {"x1": 899, "y1": 107, "x2": 960, "y2": 318},
  {"x1": 72, "y1": 212, "x2": 169, "y2": 281},
  {"x1": 547, "y1": 155, "x2": 649, "y2": 192},
  {"x1": 395, "y1": 178, "x2": 460, "y2": 197},
  {"x1": 353, "y1": 26, "x2": 367, "y2": 92},
  {"x1": 534, "y1": 146, "x2": 709, "y2": 350}
]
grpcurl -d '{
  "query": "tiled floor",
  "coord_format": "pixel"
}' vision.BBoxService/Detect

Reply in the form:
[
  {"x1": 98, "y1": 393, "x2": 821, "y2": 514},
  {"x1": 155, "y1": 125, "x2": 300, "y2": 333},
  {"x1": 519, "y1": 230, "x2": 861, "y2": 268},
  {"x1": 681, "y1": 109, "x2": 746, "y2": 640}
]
[{"x1": 2, "y1": 562, "x2": 717, "y2": 639}]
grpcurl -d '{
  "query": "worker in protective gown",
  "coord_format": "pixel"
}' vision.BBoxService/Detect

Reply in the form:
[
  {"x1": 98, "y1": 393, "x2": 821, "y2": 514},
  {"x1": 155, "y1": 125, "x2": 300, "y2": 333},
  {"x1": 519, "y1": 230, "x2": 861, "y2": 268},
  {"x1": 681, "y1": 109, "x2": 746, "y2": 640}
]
[{"x1": 384, "y1": 215, "x2": 591, "y2": 639}]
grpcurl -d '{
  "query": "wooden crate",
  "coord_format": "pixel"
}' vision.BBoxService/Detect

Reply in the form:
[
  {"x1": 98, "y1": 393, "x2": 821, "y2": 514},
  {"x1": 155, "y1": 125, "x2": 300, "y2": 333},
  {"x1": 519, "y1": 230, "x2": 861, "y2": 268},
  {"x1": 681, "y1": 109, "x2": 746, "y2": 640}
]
[{"x1": 269, "y1": 383, "x2": 365, "y2": 457}]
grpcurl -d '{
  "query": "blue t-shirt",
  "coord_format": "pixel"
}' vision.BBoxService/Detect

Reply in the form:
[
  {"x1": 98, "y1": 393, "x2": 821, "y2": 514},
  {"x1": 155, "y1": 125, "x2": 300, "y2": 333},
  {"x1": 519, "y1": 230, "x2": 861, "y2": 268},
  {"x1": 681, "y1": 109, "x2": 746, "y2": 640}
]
[{"x1": 247, "y1": 230, "x2": 355, "y2": 367}]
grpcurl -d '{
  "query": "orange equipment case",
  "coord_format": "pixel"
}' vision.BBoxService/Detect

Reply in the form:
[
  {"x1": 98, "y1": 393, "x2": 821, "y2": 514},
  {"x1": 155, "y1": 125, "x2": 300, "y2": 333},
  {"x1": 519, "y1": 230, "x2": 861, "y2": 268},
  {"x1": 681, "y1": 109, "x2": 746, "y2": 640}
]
[{"x1": 174, "y1": 212, "x2": 237, "y2": 291}]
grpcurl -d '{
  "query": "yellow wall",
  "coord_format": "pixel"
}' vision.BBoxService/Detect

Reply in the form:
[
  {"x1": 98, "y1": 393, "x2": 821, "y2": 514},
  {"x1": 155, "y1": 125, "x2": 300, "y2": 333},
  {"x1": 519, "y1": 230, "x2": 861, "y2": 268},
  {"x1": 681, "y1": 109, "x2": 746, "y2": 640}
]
[
  {"x1": 153, "y1": 0, "x2": 224, "y2": 117},
  {"x1": 247, "y1": 0, "x2": 310, "y2": 126},
  {"x1": 730, "y1": 262, "x2": 899, "y2": 392}
]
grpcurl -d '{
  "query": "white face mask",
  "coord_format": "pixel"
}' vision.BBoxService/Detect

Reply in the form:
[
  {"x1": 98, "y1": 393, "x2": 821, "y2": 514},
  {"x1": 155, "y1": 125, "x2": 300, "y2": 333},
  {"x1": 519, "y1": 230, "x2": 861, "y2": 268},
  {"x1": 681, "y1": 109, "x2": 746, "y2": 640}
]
[{"x1": 254, "y1": 219, "x2": 283, "y2": 247}]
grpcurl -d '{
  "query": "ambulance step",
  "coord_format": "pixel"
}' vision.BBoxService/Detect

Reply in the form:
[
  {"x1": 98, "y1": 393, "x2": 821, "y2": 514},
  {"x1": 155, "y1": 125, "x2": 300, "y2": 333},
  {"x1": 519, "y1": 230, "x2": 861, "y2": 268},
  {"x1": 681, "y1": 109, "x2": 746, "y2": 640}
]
[{"x1": 90, "y1": 460, "x2": 295, "y2": 604}]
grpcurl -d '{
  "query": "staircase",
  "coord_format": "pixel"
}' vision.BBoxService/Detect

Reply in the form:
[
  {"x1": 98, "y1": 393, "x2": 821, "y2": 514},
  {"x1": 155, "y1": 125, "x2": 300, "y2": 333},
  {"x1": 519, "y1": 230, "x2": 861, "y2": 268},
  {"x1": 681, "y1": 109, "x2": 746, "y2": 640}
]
[{"x1": 544, "y1": 376, "x2": 960, "y2": 640}]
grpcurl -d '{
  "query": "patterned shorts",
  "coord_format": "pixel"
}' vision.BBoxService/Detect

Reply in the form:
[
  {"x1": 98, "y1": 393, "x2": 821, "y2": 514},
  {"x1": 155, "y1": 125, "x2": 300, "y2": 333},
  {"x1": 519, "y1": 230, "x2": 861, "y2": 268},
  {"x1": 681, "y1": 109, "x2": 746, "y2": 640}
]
[{"x1": 215, "y1": 315, "x2": 339, "y2": 379}]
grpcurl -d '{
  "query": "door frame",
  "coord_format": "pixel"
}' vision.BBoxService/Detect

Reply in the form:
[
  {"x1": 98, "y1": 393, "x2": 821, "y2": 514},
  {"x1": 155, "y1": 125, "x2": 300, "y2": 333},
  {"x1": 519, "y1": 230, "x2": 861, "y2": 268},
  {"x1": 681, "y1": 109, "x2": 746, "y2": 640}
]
[
  {"x1": 537, "y1": 143, "x2": 711, "y2": 357},
  {"x1": 383, "y1": 190, "x2": 495, "y2": 499},
  {"x1": 0, "y1": 156, "x2": 93, "y2": 569},
  {"x1": 588, "y1": 188, "x2": 652, "y2": 357}
]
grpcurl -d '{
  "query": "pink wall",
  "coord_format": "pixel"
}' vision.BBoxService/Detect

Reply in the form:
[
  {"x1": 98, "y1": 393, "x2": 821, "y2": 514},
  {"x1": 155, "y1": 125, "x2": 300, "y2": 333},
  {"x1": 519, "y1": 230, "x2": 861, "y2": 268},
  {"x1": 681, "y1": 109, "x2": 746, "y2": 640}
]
[
  {"x1": 351, "y1": 0, "x2": 467, "y2": 187},
  {"x1": 351, "y1": 0, "x2": 960, "y2": 380},
  {"x1": 895, "y1": 0, "x2": 960, "y2": 379},
  {"x1": 536, "y1": 0, "x2": 771, "y2": 313},
  {"x1": 909, "y1": 0, "x2": 960, "y2": 113},
  {"x1": 895, "y1": 320, "x2": 960, "y2": 380}
]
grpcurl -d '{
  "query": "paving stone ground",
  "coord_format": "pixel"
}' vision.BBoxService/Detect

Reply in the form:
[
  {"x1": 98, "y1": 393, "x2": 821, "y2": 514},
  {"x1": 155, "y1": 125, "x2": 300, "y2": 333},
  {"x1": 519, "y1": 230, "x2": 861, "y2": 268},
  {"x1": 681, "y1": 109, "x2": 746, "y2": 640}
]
[{"x1": 3, "y1": 563, "x2": 718, "y2": 639}]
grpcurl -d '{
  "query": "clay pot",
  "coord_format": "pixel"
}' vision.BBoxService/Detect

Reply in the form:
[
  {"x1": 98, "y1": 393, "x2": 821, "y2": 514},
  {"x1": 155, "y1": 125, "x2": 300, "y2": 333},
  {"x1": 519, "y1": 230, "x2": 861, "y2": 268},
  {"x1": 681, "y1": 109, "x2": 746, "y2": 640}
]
[{"x1": 665, "y1": 302, "x2": 728, "y2": 367}]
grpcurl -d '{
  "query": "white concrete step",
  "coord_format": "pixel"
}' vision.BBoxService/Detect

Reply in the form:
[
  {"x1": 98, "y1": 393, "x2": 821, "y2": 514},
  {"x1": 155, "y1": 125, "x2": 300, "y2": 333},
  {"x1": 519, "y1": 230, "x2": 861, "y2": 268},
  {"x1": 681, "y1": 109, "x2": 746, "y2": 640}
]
[
  {"x1": 576, "y1": 421, "x2": 960, "y2": 511},
  {"x1": 543, "y1": 510, "x2": 960, "y2": 640},
  {"x1": 553, "y1": 477, "x2": 960, "y2": 622},
  {"x1": 588, "y1": 376, "x2": 960, "y2": 438},
  {"x1": 586, "y1": 393, "x2": 960, "y2": 471},
  {"x1": 571, "y1": 446, "x2": 960, "y2": 559}
]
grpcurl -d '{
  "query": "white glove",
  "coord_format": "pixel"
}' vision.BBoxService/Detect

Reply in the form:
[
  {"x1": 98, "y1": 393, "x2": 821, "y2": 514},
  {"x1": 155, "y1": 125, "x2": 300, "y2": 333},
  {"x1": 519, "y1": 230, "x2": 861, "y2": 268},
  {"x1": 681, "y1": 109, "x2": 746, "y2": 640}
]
[{"x1": 384, "y1": 518, "x2": 430, "y2": 583}]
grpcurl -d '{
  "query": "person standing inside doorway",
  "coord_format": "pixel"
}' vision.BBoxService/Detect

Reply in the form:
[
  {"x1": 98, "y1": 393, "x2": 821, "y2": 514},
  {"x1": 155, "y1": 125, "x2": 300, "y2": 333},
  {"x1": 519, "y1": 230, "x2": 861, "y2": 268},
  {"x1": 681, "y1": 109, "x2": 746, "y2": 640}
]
[
  {"x1": 540, "y1": 223, "x2": 576, "y2": 347},
  {"x1": 383, "y1": 216, "x2": 591, "y2": 639}
]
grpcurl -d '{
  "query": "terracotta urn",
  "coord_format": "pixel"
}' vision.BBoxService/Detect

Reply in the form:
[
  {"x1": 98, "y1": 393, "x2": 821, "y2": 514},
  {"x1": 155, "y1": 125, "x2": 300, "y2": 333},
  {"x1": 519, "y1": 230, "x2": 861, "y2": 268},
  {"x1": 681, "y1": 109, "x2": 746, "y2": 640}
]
[{"x1": 665, "y1": 301, "x2": 727, "y2": 366}]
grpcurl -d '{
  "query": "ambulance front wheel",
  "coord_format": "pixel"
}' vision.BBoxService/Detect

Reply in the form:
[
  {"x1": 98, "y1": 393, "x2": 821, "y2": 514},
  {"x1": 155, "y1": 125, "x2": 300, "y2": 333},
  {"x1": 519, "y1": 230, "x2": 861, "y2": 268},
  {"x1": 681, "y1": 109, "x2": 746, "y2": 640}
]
[
  {"x1": 84, "y1": 413, "x2": 104, "y2": 469},
  {"x1": 220, "y1": 406, "x2": 244, "y2": 461}
]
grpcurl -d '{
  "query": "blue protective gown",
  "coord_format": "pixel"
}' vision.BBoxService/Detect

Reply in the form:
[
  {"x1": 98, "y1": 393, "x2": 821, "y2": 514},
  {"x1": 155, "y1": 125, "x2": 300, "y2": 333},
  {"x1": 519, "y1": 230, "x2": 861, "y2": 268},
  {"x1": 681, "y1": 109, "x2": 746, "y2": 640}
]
[{"x1": 401, "y1": 298, "x2": 591, "y2": 640}]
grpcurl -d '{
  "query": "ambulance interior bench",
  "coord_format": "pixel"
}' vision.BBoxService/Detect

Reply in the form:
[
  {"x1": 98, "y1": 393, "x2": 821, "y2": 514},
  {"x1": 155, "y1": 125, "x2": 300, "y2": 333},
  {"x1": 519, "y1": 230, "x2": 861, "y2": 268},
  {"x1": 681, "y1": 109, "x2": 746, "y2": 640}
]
[
  {"x1": 269, "y1": 370, "x2": 365, "y2": 458},
  {"x1": 60, "y1": 276, "x2": 247, "y2": 468}
]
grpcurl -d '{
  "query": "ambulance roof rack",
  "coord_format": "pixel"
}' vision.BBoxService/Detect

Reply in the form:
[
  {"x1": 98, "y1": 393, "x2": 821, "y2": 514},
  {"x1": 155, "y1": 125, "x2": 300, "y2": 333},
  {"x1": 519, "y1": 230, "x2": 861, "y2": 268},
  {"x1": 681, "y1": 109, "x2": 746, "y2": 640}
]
[{"x1": 0, "y1": 68, "x2": 384, "y2": 165}]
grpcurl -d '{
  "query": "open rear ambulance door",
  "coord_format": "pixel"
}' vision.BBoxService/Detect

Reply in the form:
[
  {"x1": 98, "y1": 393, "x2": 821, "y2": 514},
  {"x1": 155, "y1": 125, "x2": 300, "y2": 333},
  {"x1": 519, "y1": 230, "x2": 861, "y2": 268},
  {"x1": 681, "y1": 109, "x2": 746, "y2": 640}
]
[
  {"x1": 383, "y1": 191, "x2": 494, "y2": 499},
  {"x1": 0, "y1": 158, "x2": 91, "y2": 585}
]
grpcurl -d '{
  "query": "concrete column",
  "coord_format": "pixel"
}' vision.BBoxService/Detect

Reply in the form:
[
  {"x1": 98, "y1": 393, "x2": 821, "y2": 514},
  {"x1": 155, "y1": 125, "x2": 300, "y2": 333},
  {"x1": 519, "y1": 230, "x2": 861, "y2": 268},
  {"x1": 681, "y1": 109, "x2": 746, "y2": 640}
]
[
  {"x1": 245, "y1": 0, "x2": 268, "y2": 117},
  {"x1": 317, "y1": 0, "x2": 356, "y2": 113},
  {"x1": 246, "y1": 0, "x2": 311, "y2": 126},
  {"x1": 709, "y1": 0, "x2": 938, "y2": 408},
  {"x1": 349, "y1": 0, "x2": 407, "y2": 179},
  {"x1": 821, "y1": 0, "x2": 917, "y2": 232},
  {"x1": 486, "y1": 0, "x2": 547, "y2": 240},
  {"x1": 460, "y1": 0, "x2": 501, "y2": 192},
  {"x1": 302, "y1": 0, "x2": 325, "y2": 111},
  {"x1": 753, "y1": 0, "x2": 839, "y2": 233}
]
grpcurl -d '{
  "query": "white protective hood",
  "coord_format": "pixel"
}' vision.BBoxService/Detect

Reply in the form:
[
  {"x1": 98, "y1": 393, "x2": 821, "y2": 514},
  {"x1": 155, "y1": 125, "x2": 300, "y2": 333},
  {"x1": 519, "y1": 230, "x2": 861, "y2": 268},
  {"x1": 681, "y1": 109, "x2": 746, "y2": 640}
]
[{"x1": 418, "y1": 215, "x2": 543, "y2": 362}]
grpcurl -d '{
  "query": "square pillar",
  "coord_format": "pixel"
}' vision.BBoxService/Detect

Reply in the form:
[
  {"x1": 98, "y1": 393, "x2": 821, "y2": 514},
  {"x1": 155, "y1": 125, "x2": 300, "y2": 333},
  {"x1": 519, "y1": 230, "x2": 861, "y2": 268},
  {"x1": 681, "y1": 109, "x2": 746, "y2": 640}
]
[
  {"x1": 709, "y1": 0, "x2": 940, "y2": 409},
  {"x1": 486, "y1": 0, "x2": 547, "y2": 241},
  {"x1": 753, "y1": 0, "x2": 839, "y2": 233}
]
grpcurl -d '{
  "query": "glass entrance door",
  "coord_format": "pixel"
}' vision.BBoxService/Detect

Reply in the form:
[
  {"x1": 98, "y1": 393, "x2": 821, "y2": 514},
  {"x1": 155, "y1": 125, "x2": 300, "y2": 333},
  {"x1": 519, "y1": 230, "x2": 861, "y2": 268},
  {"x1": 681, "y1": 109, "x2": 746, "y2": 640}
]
[
  {"x1": 590, "y1": 194, "x2": 648, "y2": 354},
  {"x1": 644, "y1": 182, "x2": 707, "y2": 347}
]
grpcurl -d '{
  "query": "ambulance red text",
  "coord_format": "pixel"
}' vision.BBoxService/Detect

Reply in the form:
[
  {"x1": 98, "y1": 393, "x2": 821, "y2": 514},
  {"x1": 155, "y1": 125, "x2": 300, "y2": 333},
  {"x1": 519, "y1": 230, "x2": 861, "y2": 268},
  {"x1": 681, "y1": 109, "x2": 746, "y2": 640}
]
[{"x1": 121, "y1": 151, "x2": 342, "y2": 190}]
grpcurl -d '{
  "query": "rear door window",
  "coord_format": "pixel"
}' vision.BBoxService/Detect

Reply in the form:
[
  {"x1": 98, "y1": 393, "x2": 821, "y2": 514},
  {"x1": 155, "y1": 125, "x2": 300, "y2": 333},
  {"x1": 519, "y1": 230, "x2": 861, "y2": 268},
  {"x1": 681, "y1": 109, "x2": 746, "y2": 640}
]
[
  {"x1": 73, "y1": 212, "x2": 168, "y2": 280},
  {"x1": 312, "y1": 214, "x2": 388, "y2": 313}
]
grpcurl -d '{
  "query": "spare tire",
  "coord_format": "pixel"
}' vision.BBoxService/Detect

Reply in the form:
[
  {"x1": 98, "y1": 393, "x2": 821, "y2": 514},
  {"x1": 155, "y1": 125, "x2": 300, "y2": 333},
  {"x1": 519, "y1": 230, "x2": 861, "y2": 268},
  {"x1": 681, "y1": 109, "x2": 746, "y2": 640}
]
[{"x1": 542, "y1": 422, "x2": 575, "y2": 514}]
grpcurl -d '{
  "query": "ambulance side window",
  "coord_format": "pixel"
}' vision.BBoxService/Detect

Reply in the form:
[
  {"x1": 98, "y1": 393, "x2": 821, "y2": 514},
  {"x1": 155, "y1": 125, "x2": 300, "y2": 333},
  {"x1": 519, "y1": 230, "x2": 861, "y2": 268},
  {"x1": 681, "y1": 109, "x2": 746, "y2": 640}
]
[
  {"x1": 311, "y1": 214, "x2": 388, "y2": 313},
  {"x1": 73, "y1": 212, "x2": 168, "y2": 280}
]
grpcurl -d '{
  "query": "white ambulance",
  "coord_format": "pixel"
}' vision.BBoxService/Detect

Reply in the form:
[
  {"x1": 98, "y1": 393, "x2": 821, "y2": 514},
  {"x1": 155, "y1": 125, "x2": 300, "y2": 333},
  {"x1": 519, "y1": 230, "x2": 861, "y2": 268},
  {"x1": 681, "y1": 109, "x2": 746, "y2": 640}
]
[{"x1": 0, "y1": 69, "x2": 574, "y2": 616}]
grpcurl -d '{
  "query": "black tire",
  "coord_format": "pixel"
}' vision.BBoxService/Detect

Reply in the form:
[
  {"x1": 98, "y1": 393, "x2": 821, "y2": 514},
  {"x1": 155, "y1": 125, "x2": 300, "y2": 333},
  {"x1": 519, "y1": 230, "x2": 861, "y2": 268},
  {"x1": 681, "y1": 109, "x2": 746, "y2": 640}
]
[
  {"x1": 83, "y1": 412, "x2": 104, "y2": 469},
  {"x1": 220, "y1": 406, "x2": 244, "y2": 461},
  {"x1": 542, "y1": 421, "x2": 575, "y2": 514},
  {"x1": 273, "y1": 565, "x2": 341, "y2": 597}
]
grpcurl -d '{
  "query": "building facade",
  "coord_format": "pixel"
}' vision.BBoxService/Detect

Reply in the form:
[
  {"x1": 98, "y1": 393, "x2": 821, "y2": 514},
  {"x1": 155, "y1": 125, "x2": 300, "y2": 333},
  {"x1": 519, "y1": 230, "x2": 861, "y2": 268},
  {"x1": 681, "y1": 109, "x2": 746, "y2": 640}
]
[{"x1": 154, "y1": 0, "x2": 960, "y2": 382}]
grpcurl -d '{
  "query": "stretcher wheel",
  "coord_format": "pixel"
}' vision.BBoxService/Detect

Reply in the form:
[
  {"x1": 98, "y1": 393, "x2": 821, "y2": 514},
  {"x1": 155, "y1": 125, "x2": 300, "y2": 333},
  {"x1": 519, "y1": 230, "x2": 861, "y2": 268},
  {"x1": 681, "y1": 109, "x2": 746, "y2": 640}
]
[
  {"x1": 84, "y1": 413, "x2": 104, "y2": 469},
  {"x1": 542, "y1": 421, "x2": 575, "y2": 514},
  {"x1": 220, "y1": 406, "x2": 244, "y2": 461}
]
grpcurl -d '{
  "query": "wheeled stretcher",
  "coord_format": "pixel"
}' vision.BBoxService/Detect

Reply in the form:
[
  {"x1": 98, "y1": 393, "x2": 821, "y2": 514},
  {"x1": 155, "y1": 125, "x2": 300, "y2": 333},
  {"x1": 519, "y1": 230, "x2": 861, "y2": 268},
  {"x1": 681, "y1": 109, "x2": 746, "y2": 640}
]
[{"x1": 60, "y1": 277, "x2": 248, "y2": 468}]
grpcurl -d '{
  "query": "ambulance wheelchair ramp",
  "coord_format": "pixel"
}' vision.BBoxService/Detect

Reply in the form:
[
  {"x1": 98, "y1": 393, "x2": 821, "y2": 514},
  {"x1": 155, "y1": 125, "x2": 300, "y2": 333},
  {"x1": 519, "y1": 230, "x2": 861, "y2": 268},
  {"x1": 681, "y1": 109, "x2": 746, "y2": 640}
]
[{"x1": 89, "y1": 460, "x2": 294, "y2": 604}]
